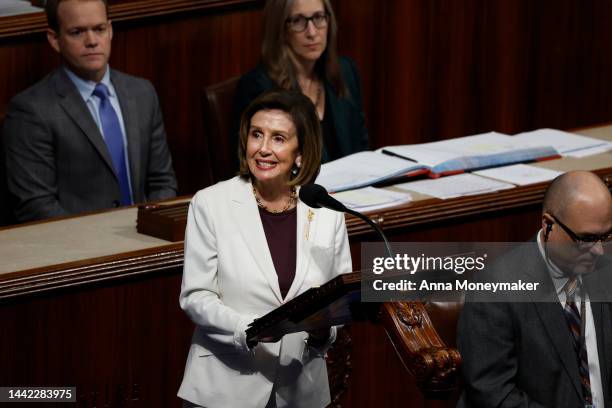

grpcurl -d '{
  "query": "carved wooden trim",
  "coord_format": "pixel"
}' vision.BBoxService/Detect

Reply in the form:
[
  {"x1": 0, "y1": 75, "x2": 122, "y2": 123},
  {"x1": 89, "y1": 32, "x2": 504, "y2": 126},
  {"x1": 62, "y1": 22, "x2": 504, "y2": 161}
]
[
  {"x1": 0, "y1": 0, "x2": 261, "y2": 39},
  {"x1": 0, "y1": 243, "x2": 183, "y2": 300},
  {"x1": 326, "y1": 327, "x2": 353, "y2": 407},
  {"x1": 380, "y1": 302, "x2": 462, "y2": 398}
]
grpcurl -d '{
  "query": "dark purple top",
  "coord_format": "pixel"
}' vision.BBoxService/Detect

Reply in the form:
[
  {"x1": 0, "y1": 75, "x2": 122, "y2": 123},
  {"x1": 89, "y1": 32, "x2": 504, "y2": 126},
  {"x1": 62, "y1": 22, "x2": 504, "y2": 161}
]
[{"x1": 258, "y1": 206, "x2": 297, "y2": 299}]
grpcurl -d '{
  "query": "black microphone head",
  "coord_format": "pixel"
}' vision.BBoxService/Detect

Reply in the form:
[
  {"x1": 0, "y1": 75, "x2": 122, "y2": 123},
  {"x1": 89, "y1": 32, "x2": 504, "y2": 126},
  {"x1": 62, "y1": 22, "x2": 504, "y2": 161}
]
[
  {"x1": 299, "y1": 184, "x2": 327, "y2": 208},
  {"x1": 299, "y1": 183, "x2": 347, "y2": 213}
]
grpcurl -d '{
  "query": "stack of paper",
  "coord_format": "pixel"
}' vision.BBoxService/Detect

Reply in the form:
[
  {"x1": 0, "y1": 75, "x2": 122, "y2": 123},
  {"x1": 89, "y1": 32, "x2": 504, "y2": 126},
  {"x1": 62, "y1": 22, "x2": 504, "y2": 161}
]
[
  {"x1": 332, "y1": 187, "x2": 412, "y2": 213},
  {"x1": 474, "y1": 164, "x2": 563, "y2": 186},
  {"x1": 513, "y1": 129, "x2": 612, "y2": 158},
  {"x1": 395, "y1": 173, "x2": 515, "y2": 199}
]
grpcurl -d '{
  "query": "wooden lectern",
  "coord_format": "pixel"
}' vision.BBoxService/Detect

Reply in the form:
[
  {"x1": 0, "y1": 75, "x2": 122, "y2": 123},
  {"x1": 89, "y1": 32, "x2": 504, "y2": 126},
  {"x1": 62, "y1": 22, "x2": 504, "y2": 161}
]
[{"x1": 246, "y1": 272, "x2": 462, "y2": 400}]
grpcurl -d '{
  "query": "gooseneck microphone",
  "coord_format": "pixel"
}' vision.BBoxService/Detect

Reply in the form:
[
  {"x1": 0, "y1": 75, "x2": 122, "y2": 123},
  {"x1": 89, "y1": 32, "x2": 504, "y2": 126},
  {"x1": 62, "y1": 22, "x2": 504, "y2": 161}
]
[{"x1": 299, "y1": 184, "x2": 393, "y2": 258}]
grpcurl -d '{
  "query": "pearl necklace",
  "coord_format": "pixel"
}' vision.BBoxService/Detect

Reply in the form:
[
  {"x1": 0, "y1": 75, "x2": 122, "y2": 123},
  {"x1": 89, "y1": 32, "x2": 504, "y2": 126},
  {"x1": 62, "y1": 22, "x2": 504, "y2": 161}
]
[{"x1": 253, "y1": 185, "x2": 297, "y2": 213}]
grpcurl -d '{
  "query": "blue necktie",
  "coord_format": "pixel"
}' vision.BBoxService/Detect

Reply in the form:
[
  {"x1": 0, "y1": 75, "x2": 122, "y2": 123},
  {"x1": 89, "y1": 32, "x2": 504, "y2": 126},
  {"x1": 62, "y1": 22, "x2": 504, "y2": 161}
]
[{"x1": 92, "y1": 83, "x2": 132, "y2": 206}]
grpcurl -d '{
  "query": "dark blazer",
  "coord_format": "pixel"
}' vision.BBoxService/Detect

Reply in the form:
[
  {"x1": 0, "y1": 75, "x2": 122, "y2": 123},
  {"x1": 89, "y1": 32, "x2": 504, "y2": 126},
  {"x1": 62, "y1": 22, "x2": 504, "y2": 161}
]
[
  {"x1": 457, "y1": 242, "x2": 612, "y2": 408},
  {"x1": 2, "y1": 67, "x2": 177, "y2": 222},
  {"x1": 231, "y1": 56, "x2": 369, "y2": 165}
]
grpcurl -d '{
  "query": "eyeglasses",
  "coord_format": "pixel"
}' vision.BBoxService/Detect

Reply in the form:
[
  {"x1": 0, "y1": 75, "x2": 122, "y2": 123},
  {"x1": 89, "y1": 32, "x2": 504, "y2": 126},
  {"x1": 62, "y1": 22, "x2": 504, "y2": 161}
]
[
  {"x1": 286, "y1": 12, "x2": 329, "y2": 33},
  {"x1": 550, "y1": 214, "x2": 612, "y2": 249}
]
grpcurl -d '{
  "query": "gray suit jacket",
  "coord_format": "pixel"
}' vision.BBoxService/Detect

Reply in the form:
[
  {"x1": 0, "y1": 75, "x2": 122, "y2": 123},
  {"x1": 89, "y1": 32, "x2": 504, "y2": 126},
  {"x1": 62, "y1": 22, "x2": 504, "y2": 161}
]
[
  {"x1": 457, "y1": 242, "x2": 612, "y2": 408},
  {"x1": 2, "y1": 67, "x2": 177, "y2": 222}
]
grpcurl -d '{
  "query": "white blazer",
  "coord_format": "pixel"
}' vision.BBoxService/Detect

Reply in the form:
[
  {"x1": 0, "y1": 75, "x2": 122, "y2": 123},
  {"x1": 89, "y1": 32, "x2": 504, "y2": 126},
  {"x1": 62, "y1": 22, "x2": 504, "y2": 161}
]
[{"x1": 178, "y1": 177, "x2": 352, "y2": 408}]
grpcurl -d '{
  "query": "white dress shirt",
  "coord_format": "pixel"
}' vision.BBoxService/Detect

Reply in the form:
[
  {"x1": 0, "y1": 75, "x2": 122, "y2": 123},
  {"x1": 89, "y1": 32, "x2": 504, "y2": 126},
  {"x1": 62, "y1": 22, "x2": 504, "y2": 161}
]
[
  {"x1": 537, "y1": 230, "x2": 604, "y2": 408},
  {"x1": 64, "y1": 65, "x2": 134, "y2": 201}
]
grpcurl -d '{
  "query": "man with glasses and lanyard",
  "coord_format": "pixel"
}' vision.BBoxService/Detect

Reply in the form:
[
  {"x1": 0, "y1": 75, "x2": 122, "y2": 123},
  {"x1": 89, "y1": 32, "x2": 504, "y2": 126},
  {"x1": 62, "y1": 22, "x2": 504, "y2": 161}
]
[{"x1": 458, "y1": 170, "x2": 612, "y2": 408}]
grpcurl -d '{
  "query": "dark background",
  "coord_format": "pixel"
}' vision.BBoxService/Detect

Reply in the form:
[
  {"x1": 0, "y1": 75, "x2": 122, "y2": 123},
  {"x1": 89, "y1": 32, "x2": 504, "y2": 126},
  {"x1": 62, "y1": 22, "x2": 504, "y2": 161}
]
[{"x1": 1, "y1": 0, "x2": 611, "y2": 195}]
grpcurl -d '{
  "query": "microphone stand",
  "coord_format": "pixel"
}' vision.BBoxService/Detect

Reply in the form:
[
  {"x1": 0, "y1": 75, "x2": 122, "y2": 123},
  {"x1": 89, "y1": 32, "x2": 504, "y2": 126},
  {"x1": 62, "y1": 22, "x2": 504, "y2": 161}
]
[
  {"x1": 342, "y1": 207, "x2": 394, "y2": 323},
  {"x1": 344, "y1": 207, "x2": 394, "y2": 259}
]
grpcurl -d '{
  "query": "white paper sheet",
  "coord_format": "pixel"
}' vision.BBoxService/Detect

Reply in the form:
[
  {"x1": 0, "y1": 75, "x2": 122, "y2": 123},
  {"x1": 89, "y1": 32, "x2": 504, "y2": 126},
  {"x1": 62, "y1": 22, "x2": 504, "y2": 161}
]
[
  {"x1": 395, "y1": 173, "x2": 515, "y2": 199},
  {"x1": 564, "y1": 144, "x2": 612, "y2": 158},
  {"x1": 513, "y1": 128, "x2": 612, "y2": 156},
  {"x1": 474, "y1": 164, "x2": 563, "y2": 186},
  {"x1": 381, "y1": 132, "x2": 519, "y2": 167},
  {"x1": 332, "y1": 187, "x2": 412, "y2": 213}
]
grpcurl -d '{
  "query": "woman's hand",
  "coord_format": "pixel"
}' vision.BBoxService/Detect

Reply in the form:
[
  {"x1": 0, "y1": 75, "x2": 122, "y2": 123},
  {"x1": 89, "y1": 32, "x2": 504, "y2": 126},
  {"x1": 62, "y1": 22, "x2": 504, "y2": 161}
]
[{"x1": 306, "y1": 327, "x2": 331, "y2": 348}]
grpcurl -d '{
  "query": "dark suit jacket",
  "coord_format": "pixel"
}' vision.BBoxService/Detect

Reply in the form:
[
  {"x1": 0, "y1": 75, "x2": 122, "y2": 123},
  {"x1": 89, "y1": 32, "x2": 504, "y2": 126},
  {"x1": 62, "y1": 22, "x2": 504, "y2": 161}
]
[
  {"x1": 2, "y1": 67, "x2": 177, "y2": 222},
  {"x1": 231, "y1": 56, "x2": 369, "y2": 165},
  {"x1": 457, "y1": 242, "x2": 612, "y2": 408}
]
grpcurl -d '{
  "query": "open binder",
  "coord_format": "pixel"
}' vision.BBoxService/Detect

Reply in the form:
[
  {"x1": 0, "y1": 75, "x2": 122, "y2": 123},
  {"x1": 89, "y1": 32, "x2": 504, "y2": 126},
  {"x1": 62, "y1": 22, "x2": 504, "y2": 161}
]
[{"x1": 315, "y1": 131, "x2": 561, "y2": 193}]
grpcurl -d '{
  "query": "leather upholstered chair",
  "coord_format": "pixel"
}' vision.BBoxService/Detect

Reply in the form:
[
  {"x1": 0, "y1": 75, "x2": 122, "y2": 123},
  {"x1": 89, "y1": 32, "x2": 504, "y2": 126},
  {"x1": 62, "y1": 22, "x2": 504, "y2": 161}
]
[
  {"x1": 0, "y1": 115, "x2": 16, "y2": 227},
  {"x1": 201, "y1": 76, "x2": 240, "y2": 185},
  {"x1": 425, "y1": 300, "x2": 465, "y2": 348}
]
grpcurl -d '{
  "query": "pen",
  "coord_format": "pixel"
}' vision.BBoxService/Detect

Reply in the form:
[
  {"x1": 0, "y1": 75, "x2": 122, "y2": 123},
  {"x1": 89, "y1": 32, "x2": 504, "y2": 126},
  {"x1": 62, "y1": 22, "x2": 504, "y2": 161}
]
[{"x1": 381, "y1": 149, "x2": 418, "y2": 163}]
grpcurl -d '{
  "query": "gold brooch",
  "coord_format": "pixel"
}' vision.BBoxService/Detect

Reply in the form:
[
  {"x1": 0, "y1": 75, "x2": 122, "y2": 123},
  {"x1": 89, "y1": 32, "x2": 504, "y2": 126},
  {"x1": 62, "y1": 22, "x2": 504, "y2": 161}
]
[{"x1": 305, "y1": 209, "x2": 314, "y2": 240}]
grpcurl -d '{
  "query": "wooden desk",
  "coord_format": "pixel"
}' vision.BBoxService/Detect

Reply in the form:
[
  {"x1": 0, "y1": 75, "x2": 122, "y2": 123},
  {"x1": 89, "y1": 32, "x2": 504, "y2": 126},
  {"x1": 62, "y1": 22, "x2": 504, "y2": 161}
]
[{"x1": 0, "y1": 128, "x2": 610, "y2": 407}]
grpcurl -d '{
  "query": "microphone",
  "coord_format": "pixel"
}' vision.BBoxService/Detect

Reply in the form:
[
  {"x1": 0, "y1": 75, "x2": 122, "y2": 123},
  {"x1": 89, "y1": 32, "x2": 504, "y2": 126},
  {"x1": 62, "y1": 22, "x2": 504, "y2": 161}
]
[
  {"x1": 299, "y1": 183, "x2": 347, "y2": 212},
  {"x1": 299, "y1": 184, "x2": 393, "y2": 258}
]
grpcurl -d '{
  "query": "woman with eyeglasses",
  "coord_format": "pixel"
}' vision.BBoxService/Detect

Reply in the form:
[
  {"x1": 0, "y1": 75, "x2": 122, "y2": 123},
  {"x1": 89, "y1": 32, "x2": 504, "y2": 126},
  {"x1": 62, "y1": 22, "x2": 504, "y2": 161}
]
[{"x1": 231, "y1": 0, "x2": 369, "y2": 165}]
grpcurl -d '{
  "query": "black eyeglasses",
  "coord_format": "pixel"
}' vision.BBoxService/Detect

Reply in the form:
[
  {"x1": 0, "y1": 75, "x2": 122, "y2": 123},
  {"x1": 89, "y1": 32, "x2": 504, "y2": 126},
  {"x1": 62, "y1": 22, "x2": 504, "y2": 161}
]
[
  {"x1": 286, "y1": 12, "x2": 329, "y2": 33},
  {"x1": 550, "y1": 214, "x2": 612, "y2": 249}
]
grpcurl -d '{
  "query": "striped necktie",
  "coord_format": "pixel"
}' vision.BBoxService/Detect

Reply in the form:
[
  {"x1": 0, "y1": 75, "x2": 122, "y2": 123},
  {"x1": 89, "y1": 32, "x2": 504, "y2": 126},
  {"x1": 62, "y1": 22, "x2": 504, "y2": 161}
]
[
  {"x1": 563, "y1": 277, "x2": 592, "y2": 405},
  {"x1": 92, "y1": 83, "x2": 132, "y2": 206}
]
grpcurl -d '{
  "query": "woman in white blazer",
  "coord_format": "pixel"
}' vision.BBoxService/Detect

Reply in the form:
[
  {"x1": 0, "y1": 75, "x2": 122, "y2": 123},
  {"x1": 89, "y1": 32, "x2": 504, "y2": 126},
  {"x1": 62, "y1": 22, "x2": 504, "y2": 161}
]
[{"x1": 178, "y1": 89, "x2": 352, "y2": 408}]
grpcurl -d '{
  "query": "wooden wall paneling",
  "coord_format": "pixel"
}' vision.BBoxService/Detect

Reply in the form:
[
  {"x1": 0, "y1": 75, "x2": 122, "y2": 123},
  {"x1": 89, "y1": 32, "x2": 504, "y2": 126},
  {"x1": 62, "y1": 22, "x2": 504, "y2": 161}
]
[
  {"x1": 0, "y1": 0, "x2": 261, "y2": 38},
  {"x1": 0, "y1": 268, "x2": 193, "y2": 408},
  {"x1": 379, "y1": 0, "x2": 505, "y2": 144},
  {"x1": 333, "y1": 0, "x2": 612, "y2": 149},
  {"x1": 332, "y1": 0, "x2": 386, "y2": 149},
  {"x1": 0, "y1": 35, "x2": 60, "y2": 114},
  {"x1": 488, "y1": 0, "x2": 530, "y2": 132},
  {"x1": 527, "y1": 0, "x2": 612, "y2": 129}
]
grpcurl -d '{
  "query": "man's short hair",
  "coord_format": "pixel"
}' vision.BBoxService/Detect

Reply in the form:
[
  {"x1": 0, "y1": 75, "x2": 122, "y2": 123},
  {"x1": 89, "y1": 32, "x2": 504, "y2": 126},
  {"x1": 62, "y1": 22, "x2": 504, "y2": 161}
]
[{"x1": 45, "y1": 0, "x2": 109, "y2": 32}]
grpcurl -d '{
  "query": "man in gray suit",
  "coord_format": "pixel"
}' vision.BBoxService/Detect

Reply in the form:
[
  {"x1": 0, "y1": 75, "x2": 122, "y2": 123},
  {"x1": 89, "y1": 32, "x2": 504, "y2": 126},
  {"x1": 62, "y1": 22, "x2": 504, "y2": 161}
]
[
  {"x1": 458, "y1": 171, "x2": 612, "y2": 407},
  {"x1": 2, "y1": 0, "x2": 177, "y2": 222}
]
